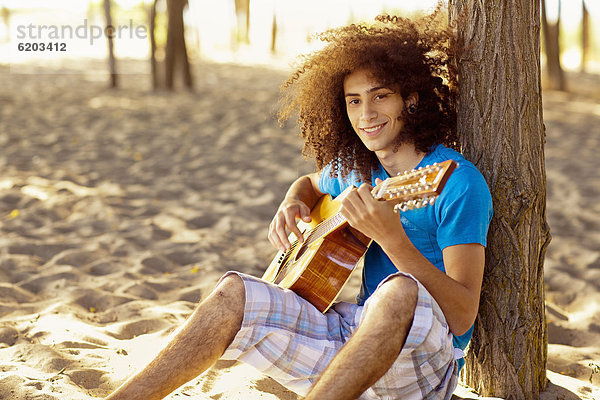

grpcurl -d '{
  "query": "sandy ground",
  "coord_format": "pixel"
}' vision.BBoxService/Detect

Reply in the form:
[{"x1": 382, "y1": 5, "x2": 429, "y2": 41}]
[{"x1": 0, "y1": 59, "x2": 598, "y2": 400}]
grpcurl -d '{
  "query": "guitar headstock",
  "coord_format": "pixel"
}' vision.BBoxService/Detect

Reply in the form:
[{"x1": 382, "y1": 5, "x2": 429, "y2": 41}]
[{"x1": 372, "y1": 160, "x2": 458, "y2": 212}]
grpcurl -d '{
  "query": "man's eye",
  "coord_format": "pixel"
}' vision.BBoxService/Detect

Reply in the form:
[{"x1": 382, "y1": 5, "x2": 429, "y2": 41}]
[
  {"x1": 348, "y1": 99, "x2": 360, "y2": 105},
  {"x1": 375, "y1": 93, "x2": 389, "y2": 100}
]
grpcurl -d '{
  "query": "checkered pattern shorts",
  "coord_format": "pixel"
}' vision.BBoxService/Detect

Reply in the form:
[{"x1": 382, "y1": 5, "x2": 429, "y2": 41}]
[{"x1": 220, "y1": 271, "x2": 458, "y2": 399}]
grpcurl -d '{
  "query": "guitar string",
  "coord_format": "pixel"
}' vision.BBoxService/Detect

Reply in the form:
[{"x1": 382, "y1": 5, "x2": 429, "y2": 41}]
[
  {"x1": 279, "y1": 164, "x2": 447, "y2": 259},
  {"x1": 282, "y1": 212, "x2": 347, "y2": 259}
]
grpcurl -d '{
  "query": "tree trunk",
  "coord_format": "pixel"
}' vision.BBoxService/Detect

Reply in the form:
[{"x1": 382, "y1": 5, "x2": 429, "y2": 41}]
[
  {"x1": 541, "y1": 0, "x2": 565, "y2": 90},
  {"x1": 234, "y1": 0, "x2": 250, "y2": 45},
  {"x1": 581, "y1": 0, "x2": 589, "y2": 73},
  {"x1": 270, "y1": 12, "x2": 277, "y2": 54},
  {"x1": 150, "y1": 0, "x2": 160, "y2": 90},
  {"x1": 449, "y1": 1, "x2": 551, "y2": 399},
  {"x1": 103, "y1": 0, "x2": 118, "y2": 88},
  {"x1": 1, "y1": 7, "x2": 10, "y2": 40},
  {"x1": 165, "y1": 0, "x2": 192, "y2": 90}
]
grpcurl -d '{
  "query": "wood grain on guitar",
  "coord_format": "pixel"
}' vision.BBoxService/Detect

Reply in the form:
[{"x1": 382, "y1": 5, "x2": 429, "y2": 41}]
[{"x1": 261, "y1": 160, "x2": 458, "y2": 313}]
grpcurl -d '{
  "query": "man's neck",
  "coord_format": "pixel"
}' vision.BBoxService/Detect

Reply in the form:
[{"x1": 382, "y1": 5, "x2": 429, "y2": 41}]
[{"x1": 376, "y1": 143, "x2": 425, "y2": 177}]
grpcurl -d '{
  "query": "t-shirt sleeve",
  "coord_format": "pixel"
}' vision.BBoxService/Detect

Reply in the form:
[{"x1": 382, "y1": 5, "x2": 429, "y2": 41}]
[
  {"x1": 435, "y1": 165, "x2": 493, "y2": 250},
  {"x1": 318, "y1": 163, "x2": 344, "y2": 198}
]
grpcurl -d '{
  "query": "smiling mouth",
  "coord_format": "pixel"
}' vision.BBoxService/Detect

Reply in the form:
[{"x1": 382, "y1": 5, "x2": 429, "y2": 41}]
[{"x1": 361, "y1": 122, "x2": 386, "y2": 134}]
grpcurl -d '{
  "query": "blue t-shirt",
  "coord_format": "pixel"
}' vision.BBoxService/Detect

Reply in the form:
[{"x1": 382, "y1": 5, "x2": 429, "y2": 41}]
[{"x1": 318, "y1": 144, "x2": 493, "y2": 368}]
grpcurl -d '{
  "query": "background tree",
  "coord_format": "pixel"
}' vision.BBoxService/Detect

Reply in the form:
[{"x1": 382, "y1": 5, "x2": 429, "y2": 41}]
[
  {"x1": 271, "y1": 10, "x2": 277, "y2": 54},
  {"x1": 103, "y1": 0, "x2": 118, "y2": 88},
  {"x1": 1, "y1": 7, "x2": 10, "y2": 42},
  {"x1": 449, "y1": 1, "x2": 551, "y2": 398},
  {"x1": 165, "y1": 0, "x2": 192, "y2": 90},
  {"x1": 235, "y1": 0, "x2": 250, "y2": 45},
  {"x1": 150, "y1": 0, "x2": 161, "y2": 89},
  {"x1": 581, "y1": 0, "x2": 589, "y2": 73},
  {"x1": 541, "y1": 0, "x2": 566, "y2": 90}
]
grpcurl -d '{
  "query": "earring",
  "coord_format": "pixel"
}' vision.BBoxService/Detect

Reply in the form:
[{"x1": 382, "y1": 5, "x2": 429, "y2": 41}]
[{"x1": 407, "y1": 104, "x2": 417, "y2": 115}]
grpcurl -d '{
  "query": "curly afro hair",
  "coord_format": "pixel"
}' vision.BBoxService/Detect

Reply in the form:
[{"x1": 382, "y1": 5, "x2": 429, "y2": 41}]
[{"x1": 278, "y1": 5, "x2": 458, "y2": 181}]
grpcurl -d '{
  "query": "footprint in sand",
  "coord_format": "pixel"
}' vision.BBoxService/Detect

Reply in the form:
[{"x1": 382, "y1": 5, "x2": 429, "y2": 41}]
[
  {"x1": 19, "y1": 271, "x2": 80, "y2": 294},
  {"x1": 0, "y1": 284, "x2": 34, "y2": 303},
  {"x1": 73, "y1": 290, "x2": 132, "y2": 313},
  {"x1": 8, "y1": 243, "x2": 76, "y2": 263},
  {"x1": 66, "y1": 369, "x2": 107, "y2": 390},
  {"x1": 86, "y1": 260, "x2": 121, "y2": 276},
  {"x1": 140, "y1": 255, "x2": 175, "y2": 274},
  {"x1": 176, "y1": 286, "x2": 203, "y2": 303},
  {"x1": 52, "y1": 248, "x2": 108, "y2": 268},
  {"x1": 0, "y1": 326, "x2": 19, "y2": 347},
  {"x1": 123, "y1": 283, "x2": 159, "y2": 300},
  {"x1": 106, "y1": 319, "x2": 171, "y2": 340}
]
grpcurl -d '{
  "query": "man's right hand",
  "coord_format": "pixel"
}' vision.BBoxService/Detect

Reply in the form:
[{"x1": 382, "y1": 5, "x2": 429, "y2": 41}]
[{"x1": 268, "y1": 198, "x2": 312, "y2": 252}]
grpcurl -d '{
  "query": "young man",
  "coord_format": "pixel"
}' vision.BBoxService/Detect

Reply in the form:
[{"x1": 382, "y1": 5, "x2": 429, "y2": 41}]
[{"x1": 106, "y1": 9, "x2": 492, "y2": 400}]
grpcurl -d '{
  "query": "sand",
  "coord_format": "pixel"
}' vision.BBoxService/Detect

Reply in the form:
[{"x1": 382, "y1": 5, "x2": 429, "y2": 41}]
[{"x1": 0, "y1": 59, "x2": 598, "y2": 399}]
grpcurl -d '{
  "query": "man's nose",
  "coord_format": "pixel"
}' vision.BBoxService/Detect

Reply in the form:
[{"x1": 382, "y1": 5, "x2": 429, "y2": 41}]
[{"x1": 360, "y1": 103, "x2": 377, "y2": 121}]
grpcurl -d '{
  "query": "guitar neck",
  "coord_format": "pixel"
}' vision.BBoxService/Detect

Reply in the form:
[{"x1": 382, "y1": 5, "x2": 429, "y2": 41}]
[{"x1": 303, "y1": 160, "x2": 458, "y2": 250}]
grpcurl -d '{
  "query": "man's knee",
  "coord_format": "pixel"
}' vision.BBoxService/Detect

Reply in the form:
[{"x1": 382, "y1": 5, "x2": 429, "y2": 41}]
[
  {"x1": 369, "y1": 275, "x2": 418, "y2": 319},
  {"x1": 213, "y1": 273, "x2": 246, "y2": 310}
]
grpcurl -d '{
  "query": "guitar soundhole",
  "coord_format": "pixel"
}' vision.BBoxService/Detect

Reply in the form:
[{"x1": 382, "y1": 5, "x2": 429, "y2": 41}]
[{"x1": 294, "y1": 241, "x2": 308, "y2": 261}]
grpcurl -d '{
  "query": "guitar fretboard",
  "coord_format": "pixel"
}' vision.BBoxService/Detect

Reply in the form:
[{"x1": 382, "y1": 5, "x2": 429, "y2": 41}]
[{"x1": 304, "y1": 212, "x2": 347, "y2": 248}]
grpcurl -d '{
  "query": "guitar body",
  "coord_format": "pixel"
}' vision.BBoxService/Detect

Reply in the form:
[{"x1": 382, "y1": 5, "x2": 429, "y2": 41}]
[
  {"x1": 261, "y1": 160, "x2": 457, "y2": 313},
  {"x1": 262, "y1": 191, "x2": 371, "y2": 313}
]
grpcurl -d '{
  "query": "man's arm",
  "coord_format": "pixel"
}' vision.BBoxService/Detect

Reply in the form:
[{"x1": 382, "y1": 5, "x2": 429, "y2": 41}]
[
  {"x1": 381, "y1": 241, "x2": 484, "y2": 336},
  {"x1": 339, "y1": 183, "x2": 484, "y2": 336},
  {"x1": 268, "y1": 172, "x2": 324, "y2": 252}
]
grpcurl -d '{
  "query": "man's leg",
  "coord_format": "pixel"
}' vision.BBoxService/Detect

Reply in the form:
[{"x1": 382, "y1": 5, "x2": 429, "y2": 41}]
[
  {"x1": 304, "y1": 275, "x2": 418, "y2": 400},
  {"x1": 105, "y1": 274, "x2": 245, "y2": 400}
]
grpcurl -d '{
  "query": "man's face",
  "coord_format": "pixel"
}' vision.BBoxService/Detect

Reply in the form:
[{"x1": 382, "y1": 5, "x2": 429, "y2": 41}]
[{"x1": 343, "y1": 69, "x2": 408, "y2": 155}]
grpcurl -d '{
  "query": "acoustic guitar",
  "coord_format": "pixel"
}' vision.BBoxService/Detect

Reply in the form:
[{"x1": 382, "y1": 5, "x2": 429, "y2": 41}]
[{"x1": 262, "y1": 160, "x2": 457, "y2": 313}]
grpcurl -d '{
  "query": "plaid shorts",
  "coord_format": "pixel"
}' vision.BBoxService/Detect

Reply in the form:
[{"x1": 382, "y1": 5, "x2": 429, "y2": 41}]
[{"x1": 220, "y1": 271, "x2": 458, "y2": 399}]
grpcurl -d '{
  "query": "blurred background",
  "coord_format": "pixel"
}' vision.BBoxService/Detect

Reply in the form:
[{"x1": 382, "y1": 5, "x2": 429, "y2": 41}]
[
  {"x1": 0, "y1": 1, "x2": 599, "y2": 399},
  {"x1": 0, "y1": 0, "x2": 598, "y2": 81}
]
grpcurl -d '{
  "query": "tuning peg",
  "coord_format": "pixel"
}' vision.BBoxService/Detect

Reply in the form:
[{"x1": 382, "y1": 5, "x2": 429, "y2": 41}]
[{"x1": 394, "y1": 203, "x2": 409, "y2": 213}]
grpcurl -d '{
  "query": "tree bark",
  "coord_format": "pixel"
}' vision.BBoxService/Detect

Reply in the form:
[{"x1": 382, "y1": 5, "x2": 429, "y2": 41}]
[
  {"x1": 581, "y1": 0, "x2": 589, "y2": 73},
  {"x1": 103, "y1": 0, "x2": 118, "y2": 88},
  {"x1": 541, "y1": 0, "x2": 566, "y2": 90},
  {"x1": 165, "y1": 0, "x2": 192, "y2": 90},
  {"x1": 449, "y1": 1, "x2": 551, "y2": 398},
  {"x1": 150, "y1": 0, "x2": 160, "y2": 90}
]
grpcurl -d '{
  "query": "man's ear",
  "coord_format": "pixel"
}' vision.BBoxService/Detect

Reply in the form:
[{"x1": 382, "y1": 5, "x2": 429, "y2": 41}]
[{"x1": 405, "y1": 92, "x2": 419, "y2": 108}]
